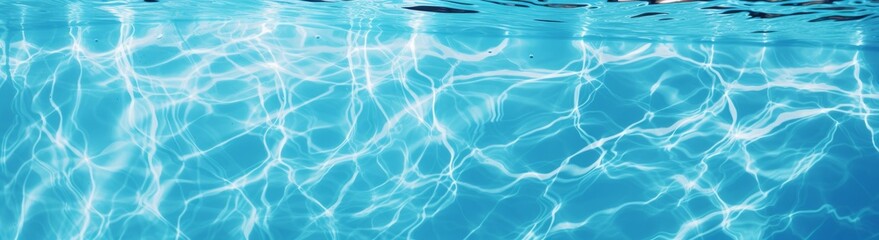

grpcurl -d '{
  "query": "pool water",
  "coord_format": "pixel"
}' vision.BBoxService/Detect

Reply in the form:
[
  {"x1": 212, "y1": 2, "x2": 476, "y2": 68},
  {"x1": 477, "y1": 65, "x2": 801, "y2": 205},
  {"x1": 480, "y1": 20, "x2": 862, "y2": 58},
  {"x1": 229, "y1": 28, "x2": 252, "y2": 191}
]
[{"x1": 2, "y1": 0, "x2": 879, "y2": 239}]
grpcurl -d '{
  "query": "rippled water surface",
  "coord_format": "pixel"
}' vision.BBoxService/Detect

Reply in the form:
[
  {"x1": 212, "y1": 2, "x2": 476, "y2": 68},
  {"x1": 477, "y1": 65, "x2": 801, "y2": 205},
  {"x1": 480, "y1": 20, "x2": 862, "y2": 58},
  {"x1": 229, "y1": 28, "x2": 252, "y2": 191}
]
[{"x1": 2, "y1": 0, "x2": 879, "y2": 239}]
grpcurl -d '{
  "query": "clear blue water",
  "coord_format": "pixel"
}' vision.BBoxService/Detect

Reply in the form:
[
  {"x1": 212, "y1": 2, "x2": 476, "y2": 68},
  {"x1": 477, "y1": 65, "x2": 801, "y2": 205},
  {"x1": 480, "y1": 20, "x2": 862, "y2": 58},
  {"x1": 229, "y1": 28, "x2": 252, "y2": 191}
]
[{"x1": 2, "y1": 0, "x2": 879, "y2": 239}]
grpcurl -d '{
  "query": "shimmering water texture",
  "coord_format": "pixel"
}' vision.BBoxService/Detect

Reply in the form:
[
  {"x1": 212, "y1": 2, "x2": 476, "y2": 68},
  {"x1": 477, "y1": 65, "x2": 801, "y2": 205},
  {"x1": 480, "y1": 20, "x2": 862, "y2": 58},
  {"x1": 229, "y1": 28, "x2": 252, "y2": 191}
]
[{"x1": 2, "y1": 21, "x2": 879, "y2": 239}]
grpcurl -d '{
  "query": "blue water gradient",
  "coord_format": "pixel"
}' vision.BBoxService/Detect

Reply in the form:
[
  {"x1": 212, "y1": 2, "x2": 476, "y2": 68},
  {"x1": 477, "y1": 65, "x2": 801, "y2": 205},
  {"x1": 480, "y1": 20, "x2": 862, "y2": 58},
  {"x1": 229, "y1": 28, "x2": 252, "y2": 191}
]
[{"x1": 2, "y1": 20, "x2": 879, "y2": 239}]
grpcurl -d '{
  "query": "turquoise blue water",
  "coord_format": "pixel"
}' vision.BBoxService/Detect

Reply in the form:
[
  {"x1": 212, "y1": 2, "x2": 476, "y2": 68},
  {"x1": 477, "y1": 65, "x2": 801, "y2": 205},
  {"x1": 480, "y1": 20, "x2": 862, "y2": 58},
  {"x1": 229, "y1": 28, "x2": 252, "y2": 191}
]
[{"x1": 2, "y1": 0, "x2": 879, "y2": 239}]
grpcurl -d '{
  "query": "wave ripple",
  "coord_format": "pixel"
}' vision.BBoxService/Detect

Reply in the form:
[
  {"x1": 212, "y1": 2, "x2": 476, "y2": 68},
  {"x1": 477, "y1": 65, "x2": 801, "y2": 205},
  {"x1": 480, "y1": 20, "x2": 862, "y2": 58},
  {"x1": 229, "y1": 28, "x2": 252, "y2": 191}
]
[{"x1": 1, "y1": 21, "x2": 879, "y2": 239}]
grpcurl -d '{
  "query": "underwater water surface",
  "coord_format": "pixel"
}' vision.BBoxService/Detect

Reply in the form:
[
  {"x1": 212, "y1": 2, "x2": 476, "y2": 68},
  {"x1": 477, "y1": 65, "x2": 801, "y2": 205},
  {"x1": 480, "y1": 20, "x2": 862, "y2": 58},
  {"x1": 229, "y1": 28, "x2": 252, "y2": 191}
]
[{"x1": 2, "y1": 0, "x2": 879, "y2": 239}]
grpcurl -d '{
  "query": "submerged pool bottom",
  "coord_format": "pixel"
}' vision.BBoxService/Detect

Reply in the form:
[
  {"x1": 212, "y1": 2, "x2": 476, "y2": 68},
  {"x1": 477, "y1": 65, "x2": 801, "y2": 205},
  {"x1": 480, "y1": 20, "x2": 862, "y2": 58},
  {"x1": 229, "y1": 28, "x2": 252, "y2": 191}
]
[{"x1": 1, "y1": 21, "x2": 878, "y2": 239}]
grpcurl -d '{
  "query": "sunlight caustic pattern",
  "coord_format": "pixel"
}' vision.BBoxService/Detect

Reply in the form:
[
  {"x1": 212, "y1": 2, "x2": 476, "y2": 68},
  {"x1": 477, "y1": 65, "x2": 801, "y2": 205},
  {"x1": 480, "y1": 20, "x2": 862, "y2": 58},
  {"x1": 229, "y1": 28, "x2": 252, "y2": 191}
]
[{"x1": 1, "y1": 21, "x2": 879, "y2": 239}]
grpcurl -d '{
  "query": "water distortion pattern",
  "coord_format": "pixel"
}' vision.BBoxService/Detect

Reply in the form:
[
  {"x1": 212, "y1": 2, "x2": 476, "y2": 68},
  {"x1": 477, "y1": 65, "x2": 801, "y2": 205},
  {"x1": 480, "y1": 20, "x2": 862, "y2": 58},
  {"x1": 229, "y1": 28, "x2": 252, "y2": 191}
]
[{"x1": 1, "y1": 21, "x2": 878, "y2": 239}]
